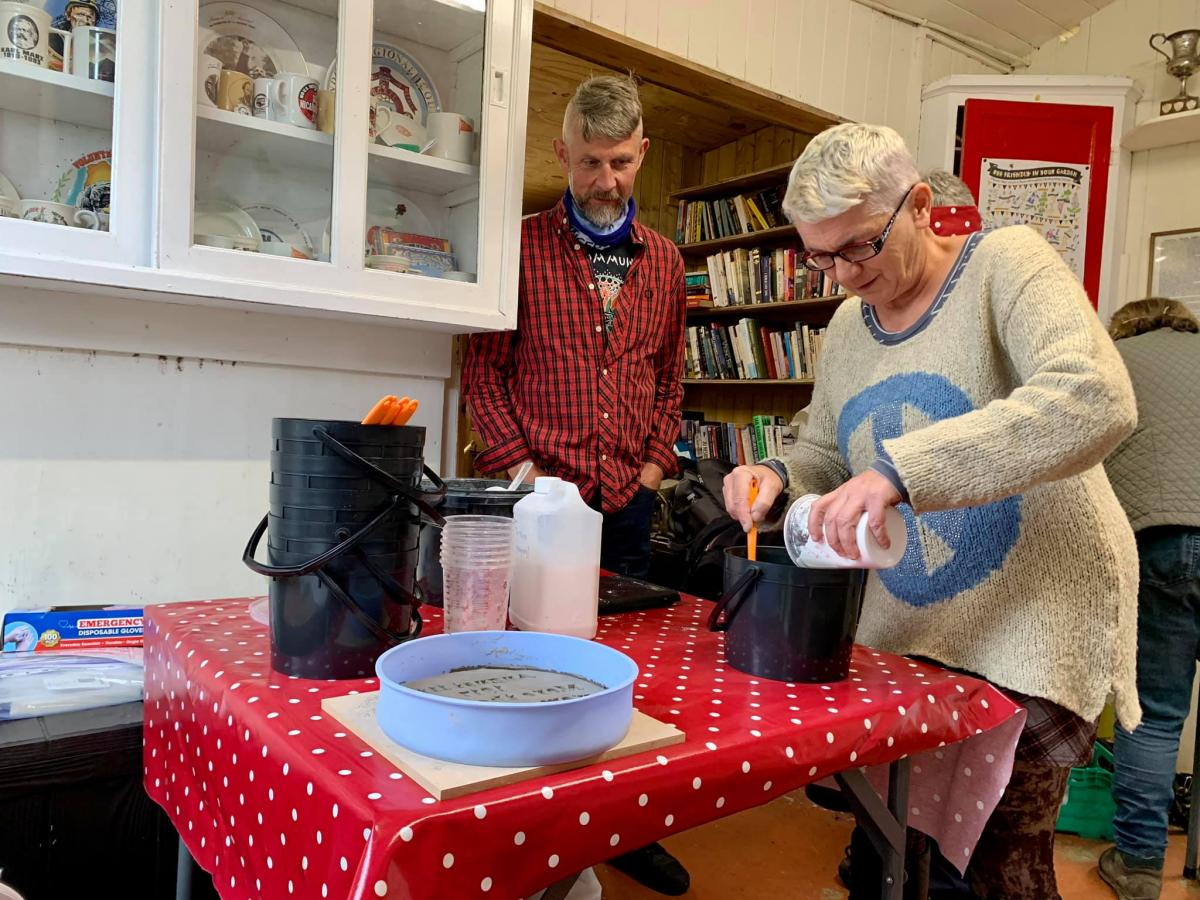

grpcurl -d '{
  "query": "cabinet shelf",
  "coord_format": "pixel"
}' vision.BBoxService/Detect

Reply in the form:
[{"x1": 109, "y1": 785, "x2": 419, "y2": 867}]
[
  {"x1": 0, "y1": 58, "x2": 114, "y2": 131},
  {"x1": 196, "y1": 107, "x2": 333, "y2": 172},
  {"x1": 676, "y1": 224, "x2": 796, "y2": 257},
  {"x1": 195, "y1": 108, "x2": 479, "y2": 197},
  {"x1": 683, "y1": 378, "x2": 814, "y2": 386},
  {"x1": 367, "y1": 144, "x2": 479, "y2": 195}
]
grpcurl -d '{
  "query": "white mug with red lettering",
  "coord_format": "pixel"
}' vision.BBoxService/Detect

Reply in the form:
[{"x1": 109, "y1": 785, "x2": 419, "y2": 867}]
[{"x1": 270, "y1": 72, "x2": 318, "y2": 129}]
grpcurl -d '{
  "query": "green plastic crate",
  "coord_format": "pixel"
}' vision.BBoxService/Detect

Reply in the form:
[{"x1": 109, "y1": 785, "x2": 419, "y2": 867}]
[{"x1": 1056, "y1": 742, "x2": 1116, "y2": 841}]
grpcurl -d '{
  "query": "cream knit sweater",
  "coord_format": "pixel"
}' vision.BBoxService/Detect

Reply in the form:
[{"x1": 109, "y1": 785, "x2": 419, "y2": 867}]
[{"x1": 778, "y1": 225, "x2": 1141, "y2": 727}]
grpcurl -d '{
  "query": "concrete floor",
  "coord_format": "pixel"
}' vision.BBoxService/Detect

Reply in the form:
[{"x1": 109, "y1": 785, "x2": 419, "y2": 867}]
[{"x1": 593, "y1": 790, "x2": 1200, "y2": 899}]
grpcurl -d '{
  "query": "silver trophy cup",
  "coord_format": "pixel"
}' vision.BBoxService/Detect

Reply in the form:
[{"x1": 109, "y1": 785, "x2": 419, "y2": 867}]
[{"x1": 1150, "y1": 29, "x2": 1200, "y2": 115}]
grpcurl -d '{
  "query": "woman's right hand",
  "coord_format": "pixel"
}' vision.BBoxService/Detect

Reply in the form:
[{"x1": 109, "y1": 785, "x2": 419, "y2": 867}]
[{"x1": 723, "y1": 464, "x2": 784, "y2": 532}]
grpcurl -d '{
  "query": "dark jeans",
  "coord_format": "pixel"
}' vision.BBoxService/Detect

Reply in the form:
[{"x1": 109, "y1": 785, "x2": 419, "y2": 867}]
[
  {"x1": 597, "y1": 485, "x2": 656, "y2": 579},
  {"x1": 1113, "y1": 527, "x2": 1200, "y2": 864}
]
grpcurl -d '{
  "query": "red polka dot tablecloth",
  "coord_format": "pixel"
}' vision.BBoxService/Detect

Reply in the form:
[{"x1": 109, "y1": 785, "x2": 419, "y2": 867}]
[{"x1": 143, "y1": 597, "x2": 1024, "y2": 899}]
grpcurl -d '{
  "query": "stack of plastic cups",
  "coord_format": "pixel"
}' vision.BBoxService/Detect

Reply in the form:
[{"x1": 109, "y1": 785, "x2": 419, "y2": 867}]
[{"x1": 439, "y1": 515, "x2": 515, "y2": 633}]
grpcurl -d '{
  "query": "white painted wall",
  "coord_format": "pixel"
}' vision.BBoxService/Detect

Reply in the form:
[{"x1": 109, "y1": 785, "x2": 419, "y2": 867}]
[
  {"x1": 1024, "y1": 0, "x2": 1200, "y2": 772},
  {"x1": 541, "y1": 0, "x2": 1007, "y2": 147},
  {"x1": 0, "y1": 286, "x2": 451, "y2": 612}
]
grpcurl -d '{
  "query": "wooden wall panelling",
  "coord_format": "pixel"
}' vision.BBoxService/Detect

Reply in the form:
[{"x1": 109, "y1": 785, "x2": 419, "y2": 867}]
[
  {"x1": 636, "y1": 137, "x2": 665, "y2": 236},
  {"x1": 682, "y1": 383, "x2": 811, "y2": 425},
  {"x1": 734, "y1": 134, "x2": 757, "y2": 173}
]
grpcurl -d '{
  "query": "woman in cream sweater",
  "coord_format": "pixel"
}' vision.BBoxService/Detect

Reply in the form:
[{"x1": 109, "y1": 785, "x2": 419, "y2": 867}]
[{"x1": 724, "y1": 123, "x2": 1139, "y2": 898}]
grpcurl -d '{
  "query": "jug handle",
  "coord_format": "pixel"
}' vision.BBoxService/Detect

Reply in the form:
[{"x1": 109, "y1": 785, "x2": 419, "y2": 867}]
[
  {"x1": 707, "y1": 566, "x2": 763, "y2": 633},
  {"x1": 312, "y1": 425, "x2": 447, "y2": 526},
  {"x1": 1150, "y1": 32, "x2": 1172, "y2": 62}
]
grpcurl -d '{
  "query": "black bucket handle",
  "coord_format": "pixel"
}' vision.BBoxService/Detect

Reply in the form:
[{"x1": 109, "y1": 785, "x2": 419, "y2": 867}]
[
  {"x1": 313, "y1": 567, "x2": 422, "y2": 647},
  {"x1": 312, "y1": 425, "x2": 447, "y2": 526},
  {"x1": 707, "y1": 565, "x2": 764, "y2": 633}
]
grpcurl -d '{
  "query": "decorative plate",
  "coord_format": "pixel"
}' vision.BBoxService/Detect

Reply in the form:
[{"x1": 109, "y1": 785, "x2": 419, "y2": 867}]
[
  {"x1": 195, "y1": 201, "x2": 261, "y2": 250},
  {"x1": 198, "y1": 2, "x2": 306, "y2": 80},
  {"x1": 0, "y1": 168, "x2": 19, "y2": 203},
  {"x1": 47, "y1": 0, "x2": 118, "y2": 31},
  {"x1": 52, "y1": 150, "x2": 111, "y2": 214},
  {"x1": 327, "y1": 42, "x2": 441, "y2": 125},
  {"x1": 244, "y1": 204, "x2": 315, "y2": 258}
]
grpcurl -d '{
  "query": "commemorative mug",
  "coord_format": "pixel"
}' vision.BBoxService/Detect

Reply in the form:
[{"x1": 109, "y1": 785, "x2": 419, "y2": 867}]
[
  {"x1": 252, "y1": 76, "x2": 273, "y2": 119},
  {"x1": 218, "y1": 69, "x2": 253, "y2": 116},
  {"x1": 0, "y1": 2, "x2": 53, "y2": 68},
  {"x1": 271, "y1": 72, "x2": 318, "y2": 129},
  {"x1": 316, "y1": 88, "x2": 336, "y2": 134},
  {"x1": 368, "y1": 96, "x2": 393, "y2": 142},
  {"x1": 71, "y1": 24, "x2": 114, "y2": 81},
  {"x1": 425, "y1": 111, "x2": 475, "y2": 163},
  {"x1": 197, "y1": 53, "x2": 221, "y2": 108}
]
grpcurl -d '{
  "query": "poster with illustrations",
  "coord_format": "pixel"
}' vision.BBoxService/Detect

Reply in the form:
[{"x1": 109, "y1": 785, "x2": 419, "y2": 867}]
[{"x1": 977, "y1": 158, "x2": 1090, "y2": 283}]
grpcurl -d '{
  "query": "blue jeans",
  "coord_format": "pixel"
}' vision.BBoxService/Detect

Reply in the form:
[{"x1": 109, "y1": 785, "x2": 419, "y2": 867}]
[
  {"x1": 1113, "y1": 527, "x2": 1200, "y2": 864},
  {"x1": 597, "y1": 485, "x2": 656, "y2": 579}
]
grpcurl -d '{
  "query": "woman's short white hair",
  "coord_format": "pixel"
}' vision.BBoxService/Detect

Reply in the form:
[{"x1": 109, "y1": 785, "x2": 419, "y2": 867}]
[{"x1": 783, "y1": 123, "x2": 921, "y2": 224}]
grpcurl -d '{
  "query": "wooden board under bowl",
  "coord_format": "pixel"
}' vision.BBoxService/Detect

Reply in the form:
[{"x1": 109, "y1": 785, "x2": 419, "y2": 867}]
[{"x1": 322, "y1": 691, "x2": 685, "y2": 800}]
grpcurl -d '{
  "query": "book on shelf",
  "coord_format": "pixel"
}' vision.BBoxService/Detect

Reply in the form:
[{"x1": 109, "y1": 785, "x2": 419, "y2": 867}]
[
  {"x1": 676, "y1": 184, "x2": 788, "y2": 244},
  {"x1": 685, "y1": 271, "x2": 713, "y2": 308},
  {"x1": 703, "y1": 247, "x2": 838, "y2": 308},
  {"x1": 678, "y1": 413, "x2": 797, "y2": 465},
  {"x1": 684, "y1": 320, "x2": 825, "y2": 381}
]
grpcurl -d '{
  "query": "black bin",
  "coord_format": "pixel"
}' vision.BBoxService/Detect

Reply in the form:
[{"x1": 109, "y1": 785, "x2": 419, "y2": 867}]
[
  {"x1": 243, "y1": 418, "x2": 445, "y2": 679},
  {"x1": 417, "y1": 478, "x2": 533, "y2": 606},
  {"x1": 708, "y1": 547, "x2": 865, "y2": 683}
]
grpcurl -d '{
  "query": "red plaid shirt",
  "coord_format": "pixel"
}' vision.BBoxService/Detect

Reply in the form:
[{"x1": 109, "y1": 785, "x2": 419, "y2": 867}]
[{"x1": 463, "y1": 199, "x2": 686, "y2": 513}]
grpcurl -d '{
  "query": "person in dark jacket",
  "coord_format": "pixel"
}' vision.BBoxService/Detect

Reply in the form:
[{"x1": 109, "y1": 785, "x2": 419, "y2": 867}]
[{"x1": 1102, "y1": 297, "x2": 1200, "y2": 900}]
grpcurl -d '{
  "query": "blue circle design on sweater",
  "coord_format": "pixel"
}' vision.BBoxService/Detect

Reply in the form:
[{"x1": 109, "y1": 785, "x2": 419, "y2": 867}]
[{"x1": 837, "y1": 372, "x2": 1022, "y2": 607}]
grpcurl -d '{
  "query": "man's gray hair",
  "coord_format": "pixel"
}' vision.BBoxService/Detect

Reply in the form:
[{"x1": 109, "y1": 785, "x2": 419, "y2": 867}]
[
  {"x1": 924, "y1": 169, "x2": 976, "y2": 207},
  {"x1": 782, "y1": 123, "x2": 921, "y2": 224},
  {"x1": 563, "y1": 75, "x2": 643, "y2": 142}
]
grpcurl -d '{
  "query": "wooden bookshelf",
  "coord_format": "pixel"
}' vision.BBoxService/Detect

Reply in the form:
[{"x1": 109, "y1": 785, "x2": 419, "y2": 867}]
[
  {"x1": 683, "y1": 378, "x2": 814, "y2": 386},
  {"x1": 671, "y1": 160, "x2": 793, "y2": 202},
  {"x1": 677, "y1": 224, "x2": 797, "y2": 257},
  {"x1": 687, "y1": 295, "x2": 846, "y2": 321}
]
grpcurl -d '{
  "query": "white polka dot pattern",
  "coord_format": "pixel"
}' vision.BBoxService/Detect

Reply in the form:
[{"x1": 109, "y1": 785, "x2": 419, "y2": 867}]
[{"x1": 142, "y1": 597, "x2": 1023, "y2": 899}]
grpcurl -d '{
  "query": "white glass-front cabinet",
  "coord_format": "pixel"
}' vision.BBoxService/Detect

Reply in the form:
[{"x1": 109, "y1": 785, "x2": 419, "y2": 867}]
[
  {"x1": 0, "y1": 0, "x2": 530, "y2": 331},
  {"x1": 0, "y1": 1, "x2": 155, "y2": 274},
  {"x1": 158, "y1": 0, "x2": 529, "y2": 328}
]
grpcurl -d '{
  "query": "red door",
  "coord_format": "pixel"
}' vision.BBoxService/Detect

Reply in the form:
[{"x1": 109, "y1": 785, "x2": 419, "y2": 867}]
[{"x1": 960, "y1": 98, "x2": 1112, "y2": 308}]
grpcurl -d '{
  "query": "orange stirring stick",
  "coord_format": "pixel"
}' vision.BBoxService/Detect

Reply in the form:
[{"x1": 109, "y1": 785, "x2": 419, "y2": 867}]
[{"x1": 747, "y1": 477, "x2": 759, "y2": 561}]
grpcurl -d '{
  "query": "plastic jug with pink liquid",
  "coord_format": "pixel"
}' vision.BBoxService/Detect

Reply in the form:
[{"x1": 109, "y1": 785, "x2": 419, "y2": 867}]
[{"x1": 509, "y1": 477, "x2": 603, "y2": 638}]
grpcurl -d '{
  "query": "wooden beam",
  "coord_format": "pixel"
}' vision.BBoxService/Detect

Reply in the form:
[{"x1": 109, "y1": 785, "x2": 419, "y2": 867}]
[{"x1": 531, "y1": 2, "x2": 847, "y2": 136}]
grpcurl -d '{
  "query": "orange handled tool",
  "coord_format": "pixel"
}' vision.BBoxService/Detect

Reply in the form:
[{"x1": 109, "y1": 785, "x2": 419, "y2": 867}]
[
  {"x1": 361, "y1": 395, "x2": 396, "y2": 425},
  {"x1": 747, "y1": 477, "x2": 759, "y2": 562},
  {"x1": 394, "y1": 398, "x2": 419, "y2": 426}
]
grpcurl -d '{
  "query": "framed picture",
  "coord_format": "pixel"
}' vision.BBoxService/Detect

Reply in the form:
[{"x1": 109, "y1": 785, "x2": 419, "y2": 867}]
[{"x1": 1148, "y1": 227, "x2": 1200, "y2": 312}]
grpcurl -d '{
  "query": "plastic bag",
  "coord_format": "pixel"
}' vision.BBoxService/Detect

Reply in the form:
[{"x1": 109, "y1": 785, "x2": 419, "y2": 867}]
[{"x1": 0, "y1": 652, "x2": 144, "y2": 720}]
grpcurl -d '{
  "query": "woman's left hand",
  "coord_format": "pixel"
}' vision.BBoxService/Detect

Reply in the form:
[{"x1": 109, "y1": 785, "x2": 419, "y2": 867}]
[{"x1": 809, "y1": 470, "x2": 902, "y2": 561}]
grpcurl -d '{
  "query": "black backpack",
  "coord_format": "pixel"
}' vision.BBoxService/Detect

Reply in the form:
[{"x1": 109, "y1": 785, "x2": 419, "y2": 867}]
[{"x1": 663, "y1": 459, "x2": 749, "y2": 599}]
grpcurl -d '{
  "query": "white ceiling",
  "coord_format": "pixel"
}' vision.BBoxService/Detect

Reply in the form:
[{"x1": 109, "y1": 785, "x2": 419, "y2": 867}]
[{"x1": 865, "y1": 0, "x2": 1120, "y2": 59}]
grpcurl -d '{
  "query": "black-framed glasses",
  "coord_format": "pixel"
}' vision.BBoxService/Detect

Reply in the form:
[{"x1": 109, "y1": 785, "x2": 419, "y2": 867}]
[{"x1": 800, "y1": 185, "x2": 916, "y2": 271}]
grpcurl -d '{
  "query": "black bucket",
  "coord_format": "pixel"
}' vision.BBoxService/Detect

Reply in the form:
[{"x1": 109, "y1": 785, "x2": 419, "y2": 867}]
[
  {"x1": 707, "y1": 547, "x2": 866, "y2": 683},
  {"x1": 243, "y1": 418, "x2": 446, "y2": 679},
  {"x1": 417, "y1": 478, "x2": 534, "y2": 607}
]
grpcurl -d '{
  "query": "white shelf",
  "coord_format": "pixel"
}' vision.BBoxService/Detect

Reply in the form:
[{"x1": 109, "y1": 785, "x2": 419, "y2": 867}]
[
  {"x1": 1122, "y1": 108, "x2": 1200, "y2": 152},
  {"x1": 195, "y1": 106, "x2": 333, "y2": 172},
  {"x1": 282, "y1": 0, "x2": 484, "y2": 52},
  {"x1": 0, "y1": 58, "x2": 114, "y2": 130},
  {"x1": 368, "y1": 143, "x2": 478, "y2": 194}
]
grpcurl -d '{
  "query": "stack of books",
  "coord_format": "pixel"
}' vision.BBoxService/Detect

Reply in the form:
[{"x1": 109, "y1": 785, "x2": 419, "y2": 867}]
[
  {"x1": 676, "y1": 185, "x2": 786, "y2": 244},
  {"x1": 685, "y1": 320, "x2": 825, "y2": 381},
  {"x1": 703, "y1": 248, "x2": 838, "y2": 307},
  {"x1": 679, "y1": 413, "x2": 795, "y2": 465},
  {"x1": 685, "y1": 272, "x2": 713, "y2": 308}
]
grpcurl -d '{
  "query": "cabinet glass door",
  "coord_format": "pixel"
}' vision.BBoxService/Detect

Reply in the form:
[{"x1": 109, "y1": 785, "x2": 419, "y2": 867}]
[
  {"x1": 364, "y1": 0, "x2": 485, "y2": 283},
  {"x1": 192, "y1": 0, "x2": 338, "y2": 262},
  {"x1": 0, "y1": 1, "x2": 118, "y2": 232}
]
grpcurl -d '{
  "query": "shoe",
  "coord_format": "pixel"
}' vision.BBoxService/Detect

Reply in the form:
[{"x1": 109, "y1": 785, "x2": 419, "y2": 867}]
[
  {"x1": 607, "y1": 842, "x2": 691, "y2": 896},
  {"x1": 1098, "y1": 846, "x2": 1163, "y2": 900}
]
